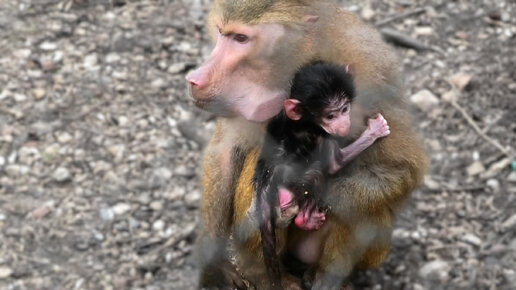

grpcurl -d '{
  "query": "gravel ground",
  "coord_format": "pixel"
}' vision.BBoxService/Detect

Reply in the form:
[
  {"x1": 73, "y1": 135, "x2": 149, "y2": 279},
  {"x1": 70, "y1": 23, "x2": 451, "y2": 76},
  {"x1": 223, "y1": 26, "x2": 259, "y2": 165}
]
[{"x1": 0, "y1": 0, "x2": 515, "y2": 289}]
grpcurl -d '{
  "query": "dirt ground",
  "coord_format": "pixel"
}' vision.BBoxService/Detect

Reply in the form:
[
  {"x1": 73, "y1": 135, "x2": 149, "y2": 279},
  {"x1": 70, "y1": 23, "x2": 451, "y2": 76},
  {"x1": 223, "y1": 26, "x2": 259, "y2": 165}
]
[{"x1": 0, "y1": 0, "x2": 515, "y2": 289}]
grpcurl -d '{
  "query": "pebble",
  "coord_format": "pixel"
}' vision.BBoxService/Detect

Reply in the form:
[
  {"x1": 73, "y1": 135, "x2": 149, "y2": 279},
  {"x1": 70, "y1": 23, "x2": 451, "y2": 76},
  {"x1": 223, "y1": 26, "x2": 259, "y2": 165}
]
[
  {"x1": 461, "y1": 233, "x2": 482, "y2": 247},
  {"x1": 448, "y1": 73, "x2": 473, "y2": 91},
  {"x1": 39, "y1": 41, "x2": 57, "y2": 51},
  {"x1": 150, "y1": 201, "x2": 164, "y2": 211},
  {"x1": 410, "y1": 90, "x2": 440, "y2": 112},
  {"x1": 0, "y1": 156, "x2": 5, "y2": 167},
  {"x1": 168, "y1": 62, "x2": 187, "y2": 74},
  {"x1": 424, "y1": 176, "x2": 440, "y2": 190},
  {"x1": 184, "y1": 189, "x2": 201, "y2": 207},
  {"x1": 501, "y1": 214, "x2": 516, "y2": 230},
  {"x1": 486, "y1": 179, "x2": 500, "y2": 191},
  {"x1": 105, "y1": 53, "x2": 121, "y2": 63},
  {"x1": 414, "y1": 26, "x2": 435, "y2": 36},
  {"x1": 151, "y1": 78, "x2": 166, "y2": 89},
  {"x1": 33, "y1": 88, "x2": 46, "y2": 99},
  {"x1": 112, "y1": 203, "x2": 131, "y2": 215},
  {"x1": 503, "y1": 269, "x2": 516, "y2": 285},
  {"x1": 92, "y1": 230, "x2": 105, "y2": 242},
  {"x1": 53, "y1": 167, "x2": 71, "y2": 182},
  {"x1": 174, "y1": 164, "x2": 194, "y2": 177},
  {"x1": 83, "y1": 54, "x2": 98, "y2": 69},
  {"x1": 6, "y1": 164, "x2": 29, "y2": 177},
  {"x1": 14, "y1": 93, "x2": 27, "y2": 102},
  {"x1": 152, "y1": 219, "x2": 165, "y2": 231},
  {"x1": 466, "y1": 161, "x2": 485, "y2": 176},
  {"x1": 441, "y1": 90, "x2": 459, "y2": 103},
  {"x1": 418, "y1": 260, "x2": 450, "y2": 279},
  {"x1": 56, "y1": 131, "x2": 73, "y2": 144},
  {"x1": 99, "y1": 207, "x2": 115, "y2": 221},
  {"x1": 0, "y1": 267, "x2": 13, "y2": 279},
  {"x1": 18, "y1": 146, "x2": 40, "y2": 165},
  {"x1": 360, "y1": 5, "x2": 375, "y2": 20},
  {"x1": 155, "y1": 167, "x2": 173, "y2": 179},
  {"x1": 118, "y1": 116, "x2": 129, "y2": 127},
  {"x1": 507, "y1": 172, "x2": 516, "y2": 183}
]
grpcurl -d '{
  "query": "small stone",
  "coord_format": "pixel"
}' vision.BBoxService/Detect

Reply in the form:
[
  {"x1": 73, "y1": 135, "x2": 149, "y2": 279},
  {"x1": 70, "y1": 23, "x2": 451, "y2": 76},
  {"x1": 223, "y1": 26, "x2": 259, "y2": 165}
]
[
  {"x1": 455, "y1": 31, "x2": 468, "y2": 39},
  {"x1": 83, "y1": 54, "x2": 98, "y2": 68},
  {"x1": 168, "y1": 62, "x2": 187, "y2": 74},
  {"x1": 92, "y1": 230, "x2": 105, "y2": 242},
  {"x1": 360, "y1": 5, "x2": 375, "y2": 20},
  {"x1": 486, "y1": 179, "x2": 500, "y2": 191},
  {"x1": 0, "y1": 267, "x2": 13, "y2": 279},
  {"x1": 501, "y1": 214, "x2": 516, "y2": 230},
  {"x1": 99, "y1": 208, "x2": 115, "y2": 221},
  {"x1": 113, "y1": 276, "x2": 129, "y2": 289},
  {"x1": 14, "y1": 48, "x2": 31, "y2": 59},
  {"x1": 185, "y1": 189, "x2": 201, "y2": 207},
  {"x1": 112, "y1": 203, "x2": 131, "y2": 215},
  {"x1": 462, "y1": 234, "x2": 482, "y2": 247},
  {"x1": 13, "y1": 93, "x2": 27, "y2": 102},
  {"x1": 6, "y1": 165, "x2": 29, "y2": 177},
  {"x1": 503, "y1": 269, "x2": 516, "y2": 285},
  {"x1": 507, "y1": 172, "x2": 516, "y2": 183},
  {"x1": 39, "y1": 41, "x2": 58, "y2": 51},
  {"x1": 174, "y1": 164, "x2": 194, "y2": 177},
  {"x1": 466, "y1": 161, "x2": 485, "y2": 176},
  {"x1": 105, "y1": 53, "x2": 121, "y2": 63},
  {"x1": 118, "y1": 116, "x2": 129, "y2": 127},
  {"x1": 424, "y1": 176, "x2": 440, "y2": 190},
  {"x1": 441, "y1": 90, "x2": 459, "y2": 103},
  {"x1": 56, "y1": 131, "x2": 73, "y2": 144},
  {"x1": 410, "y1": 90, "x2": 439, "y2": 112},
  {"x1": 0, "y1": 156, "x2": 4, "y2": 167},
  {"x1": 74, "y1": 240, "x2": 90, "y2": 251},
  {"x1": 150, "y1": 201, "x2": 164, "y2": 211},
  {"x1": 448, "y1": 73, "x2": 473, "y2": 91},
  {"x1": 30, "y1": 205, "x2": 52, "y2": 219},
  {"x1": 53, "y1": 167, "x2": 71, "y2": 182},
  {"x1": 155, "y1": 167, "x2": 173, "y2": 179},
  {"x1": 151, "y1": 78, "x2": 166, "y2": 89},
  {"x1": 414, "y1": 26, "x2": 434, "y2": 36},
  {"x1": 418, "y1": 260, "x2": 450, "y2": 279},
  {"x1": 152, "y1": 219, "x2": 165, "y2": 231},
  {"x1": 18, "y1": 146, "x2": 40, "y2": 165},
  {"x1": 32, "y1": 88, "x2": 46, "y2": 100},
  {"x1": 108, "y1": 144, "x2": 125, "y2": 161}
]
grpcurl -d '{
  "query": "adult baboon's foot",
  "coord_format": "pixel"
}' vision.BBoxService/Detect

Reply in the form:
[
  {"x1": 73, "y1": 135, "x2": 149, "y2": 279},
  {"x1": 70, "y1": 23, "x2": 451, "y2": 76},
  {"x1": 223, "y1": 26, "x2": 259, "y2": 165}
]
[{"x1": 200, "y1": 260, "x2": 251, "y2": 290}]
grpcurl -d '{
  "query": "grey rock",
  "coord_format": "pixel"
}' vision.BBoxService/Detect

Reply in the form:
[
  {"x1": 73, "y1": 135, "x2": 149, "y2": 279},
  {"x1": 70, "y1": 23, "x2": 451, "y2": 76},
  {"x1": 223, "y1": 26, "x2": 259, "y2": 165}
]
[
  {"x1": 410, "y1": 90, "x2": 440, "y2": 112},
  {"x1": 419, "y1": 260, "x2": 450, "y2": 279},
  {"x1": 0, "y1": 267, "x2": 13, "y2": 279},
  {"x1": 112, "y1": 203, "x2": 131, "y2": 215},
  {"x1": 99, "y1": 207, "x2": 115, "y2": 221},
  {"x1": 53, "y1": 167, "x2": 72, "y2": 182}
]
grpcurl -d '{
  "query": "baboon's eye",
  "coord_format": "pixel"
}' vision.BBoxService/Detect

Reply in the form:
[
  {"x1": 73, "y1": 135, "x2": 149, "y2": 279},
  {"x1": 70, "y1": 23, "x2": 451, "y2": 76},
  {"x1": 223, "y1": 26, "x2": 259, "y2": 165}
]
[{"x1": 234, "y1": 34, "x2": 249, "y2": 43}]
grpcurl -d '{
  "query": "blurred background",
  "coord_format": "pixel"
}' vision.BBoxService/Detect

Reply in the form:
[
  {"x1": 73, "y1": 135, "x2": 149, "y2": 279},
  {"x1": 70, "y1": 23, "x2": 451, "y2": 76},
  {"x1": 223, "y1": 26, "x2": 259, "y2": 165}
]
[{"x1": 0, "y1": 0, "x2": 515, "y2": 289}]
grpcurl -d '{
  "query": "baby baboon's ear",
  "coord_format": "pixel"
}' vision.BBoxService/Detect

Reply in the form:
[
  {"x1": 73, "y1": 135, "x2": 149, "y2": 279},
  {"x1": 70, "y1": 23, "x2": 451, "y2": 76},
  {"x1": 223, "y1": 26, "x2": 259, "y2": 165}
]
[{"x1": 284, "y1": 99, "x2": 303, "y2": 120}]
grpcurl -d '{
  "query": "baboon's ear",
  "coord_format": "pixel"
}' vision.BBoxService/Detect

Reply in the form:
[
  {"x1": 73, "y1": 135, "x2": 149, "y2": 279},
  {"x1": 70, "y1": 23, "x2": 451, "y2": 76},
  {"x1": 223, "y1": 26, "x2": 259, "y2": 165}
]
[
  {"x1": 284, "y1": 99, "x2": 303, "y2": 120},
  {"x1": 346, "y1": 64, "x2": 353, "y2": 76},
  {"x1": 303, "y1": 14, "x2": 320, "y2": 24}
]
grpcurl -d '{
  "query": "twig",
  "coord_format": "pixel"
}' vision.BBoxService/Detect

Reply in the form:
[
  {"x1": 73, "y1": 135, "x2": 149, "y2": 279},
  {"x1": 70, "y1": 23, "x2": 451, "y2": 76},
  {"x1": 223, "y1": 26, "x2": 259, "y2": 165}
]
[
  {"x1": 62, "y1": 99, "x2": 109, "y2": 121},
  {"x1": 449, "y1": 99, "x2": 512, "y2": 158},
  {"x1": 375, "y1": 7, "x2": 427, "y2": 27},
  {"x1": 426, "y1": 185, "x2": 485, "y2": 193}
]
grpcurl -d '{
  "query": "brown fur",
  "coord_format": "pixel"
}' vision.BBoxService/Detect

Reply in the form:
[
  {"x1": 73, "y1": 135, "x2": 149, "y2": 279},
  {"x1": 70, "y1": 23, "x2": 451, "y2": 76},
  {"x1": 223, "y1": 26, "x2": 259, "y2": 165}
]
[{"x1": 196, "y1": 0, "x2": 428, "y2": 289}]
